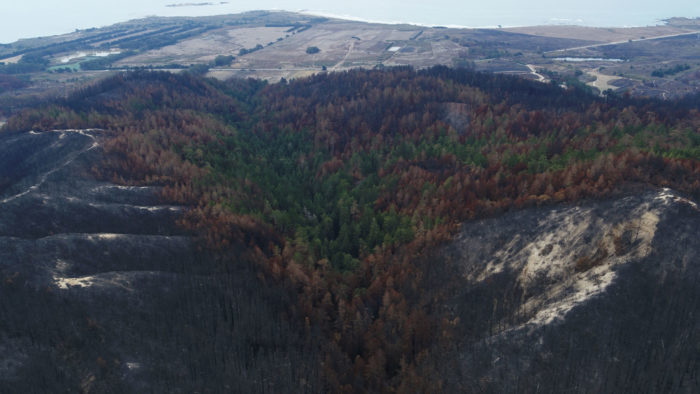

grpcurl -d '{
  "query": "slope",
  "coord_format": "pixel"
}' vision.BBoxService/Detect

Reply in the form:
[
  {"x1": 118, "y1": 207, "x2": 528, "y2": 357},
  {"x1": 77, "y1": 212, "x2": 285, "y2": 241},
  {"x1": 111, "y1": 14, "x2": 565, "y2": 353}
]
[
  {"x1": 446, "y1": 188, "x2": 700, "y2": 392},
  {"x1": 2, "y1": 67, "x2": 699, "y2": 392},
  {"x1": 0, "y1": 128, "x2": 319, "y2": 392}
]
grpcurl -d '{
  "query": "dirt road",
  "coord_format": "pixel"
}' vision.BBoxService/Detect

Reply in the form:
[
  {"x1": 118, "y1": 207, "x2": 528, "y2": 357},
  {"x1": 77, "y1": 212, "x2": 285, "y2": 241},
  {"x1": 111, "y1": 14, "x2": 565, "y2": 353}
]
[
  {"x1": 526, "y1": 64, "x2": 548, "y2": 83},
  {"x1": 331, "y1": 41, "x2": 355, "y2": 71},
  {"x1": 546, "y1": 30, "x2": 700, "y2": 54}
]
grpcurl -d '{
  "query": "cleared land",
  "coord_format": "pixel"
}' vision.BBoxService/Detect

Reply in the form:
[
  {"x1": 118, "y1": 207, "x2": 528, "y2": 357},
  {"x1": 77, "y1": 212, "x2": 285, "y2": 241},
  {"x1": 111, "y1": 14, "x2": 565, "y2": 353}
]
[
  {"x1": 0, "y1": 11, "x2": 698, "y2": 103},
  {"x1": 586, "y1": 68, "x2": 621, "y2": 92},
  {"x1": 506, "y1": 25, "x2": 697, "y2": 43},
  {"x1": 0, "y1": 54, "x2": 23, "y2": 64}
]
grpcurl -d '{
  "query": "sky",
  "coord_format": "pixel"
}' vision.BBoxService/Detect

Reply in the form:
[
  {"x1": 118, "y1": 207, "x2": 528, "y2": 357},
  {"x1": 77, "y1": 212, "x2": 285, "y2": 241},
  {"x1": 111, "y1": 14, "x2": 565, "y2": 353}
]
[{"x1": 1, "y1": 0, "x2": 698, "y2": 43}]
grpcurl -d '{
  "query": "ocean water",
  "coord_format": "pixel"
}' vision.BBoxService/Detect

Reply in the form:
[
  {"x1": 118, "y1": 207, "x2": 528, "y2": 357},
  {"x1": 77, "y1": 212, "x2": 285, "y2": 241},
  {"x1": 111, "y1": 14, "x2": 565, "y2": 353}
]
[{"x1": 1, "y1": 0, "x2": 698, "y2": 43}]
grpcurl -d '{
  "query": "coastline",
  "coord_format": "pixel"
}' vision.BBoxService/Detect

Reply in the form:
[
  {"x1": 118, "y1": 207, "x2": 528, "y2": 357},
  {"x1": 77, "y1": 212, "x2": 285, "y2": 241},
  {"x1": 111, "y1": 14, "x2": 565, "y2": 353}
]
[{"x1": 2, "y1": 5, "x2": 697, "y2": 44}]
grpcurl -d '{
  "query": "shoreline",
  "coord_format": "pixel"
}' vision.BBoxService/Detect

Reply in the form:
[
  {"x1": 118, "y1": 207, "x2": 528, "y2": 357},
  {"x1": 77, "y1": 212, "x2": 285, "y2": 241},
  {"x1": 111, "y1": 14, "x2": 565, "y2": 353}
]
[{"x1": 1, "y1": 8, "x2": 695, "y2": 44}]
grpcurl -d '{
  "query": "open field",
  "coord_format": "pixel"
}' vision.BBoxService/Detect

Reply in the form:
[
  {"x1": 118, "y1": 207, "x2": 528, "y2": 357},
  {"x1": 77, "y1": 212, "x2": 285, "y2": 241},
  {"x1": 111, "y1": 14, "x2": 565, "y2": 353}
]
[
  {"x1": 506, "y1": 25, "x2": 698, "y2": 44},
  {"x1": 0, "y1": 11, "x2": 698, "y2": 103},
  {"x1": 115, "y1": 26, "x2": 291, "y2": 66}
]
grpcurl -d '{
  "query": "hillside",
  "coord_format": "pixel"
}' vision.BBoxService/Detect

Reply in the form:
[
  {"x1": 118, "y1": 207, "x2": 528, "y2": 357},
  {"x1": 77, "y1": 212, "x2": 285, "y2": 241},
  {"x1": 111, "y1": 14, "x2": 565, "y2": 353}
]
[
  {"x1": 446, "y1": 188, "x2": 700, "y2": 392},
  {"x1": 1, "y1": 67, "x2": 699, "y2": 392},
  {"x1": 0, "y1": 128, "x2": 320, "y2": 392}
]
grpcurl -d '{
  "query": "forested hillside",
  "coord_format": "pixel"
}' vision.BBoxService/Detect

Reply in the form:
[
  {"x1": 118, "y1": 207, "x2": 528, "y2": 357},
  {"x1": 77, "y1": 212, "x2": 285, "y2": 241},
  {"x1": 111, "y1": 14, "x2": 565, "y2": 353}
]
[{"x1": 4, "y1": 67, "x2": 700, "y2": 392}]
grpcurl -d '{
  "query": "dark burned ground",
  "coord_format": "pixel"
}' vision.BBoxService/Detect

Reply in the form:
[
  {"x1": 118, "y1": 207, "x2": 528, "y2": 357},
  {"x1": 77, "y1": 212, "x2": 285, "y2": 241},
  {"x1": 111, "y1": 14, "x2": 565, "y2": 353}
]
[
  {"x1": 442, "y1": 188, "x2": 700, "y2": 393},
  {"x1": 0, "y1": 129, "x2": 319, "y2": 393},
  {"x1": 1, "y1": 127, "x2": 699, "y2": 393}
]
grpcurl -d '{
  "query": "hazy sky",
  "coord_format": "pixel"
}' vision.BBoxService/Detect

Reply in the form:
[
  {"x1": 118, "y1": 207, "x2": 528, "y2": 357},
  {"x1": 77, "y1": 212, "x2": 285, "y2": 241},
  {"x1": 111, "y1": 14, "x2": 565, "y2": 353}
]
[{"x1": 1, "y1": 0, "x2": 698, "y2": 43}]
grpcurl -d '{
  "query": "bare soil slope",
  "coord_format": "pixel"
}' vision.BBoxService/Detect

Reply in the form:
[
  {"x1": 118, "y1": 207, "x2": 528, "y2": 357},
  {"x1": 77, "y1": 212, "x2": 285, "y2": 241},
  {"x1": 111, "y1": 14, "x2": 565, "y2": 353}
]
[{"x1": 443, "y1": 188, "x2": 700, "y2": 392}]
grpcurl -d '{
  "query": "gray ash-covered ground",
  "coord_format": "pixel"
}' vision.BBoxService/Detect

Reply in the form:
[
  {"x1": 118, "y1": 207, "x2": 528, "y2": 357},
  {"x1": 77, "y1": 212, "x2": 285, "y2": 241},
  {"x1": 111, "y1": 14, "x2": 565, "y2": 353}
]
[{"x1": 0, "y1": 129, "x2": 319, "y2": 393}]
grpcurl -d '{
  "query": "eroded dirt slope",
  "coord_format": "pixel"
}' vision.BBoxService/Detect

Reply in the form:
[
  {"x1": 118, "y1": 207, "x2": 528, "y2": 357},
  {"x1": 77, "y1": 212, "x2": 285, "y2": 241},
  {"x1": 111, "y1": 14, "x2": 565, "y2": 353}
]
[{"x1": 443, "y1": 189, "x2": 700, "y2": 393}]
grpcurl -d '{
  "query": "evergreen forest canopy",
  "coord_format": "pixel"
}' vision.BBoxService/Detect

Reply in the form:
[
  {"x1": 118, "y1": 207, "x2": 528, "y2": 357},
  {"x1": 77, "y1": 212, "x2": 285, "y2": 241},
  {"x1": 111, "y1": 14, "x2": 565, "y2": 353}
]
[{"x1": 4, "y1": 67, "x2": 700, "y2": 392}]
